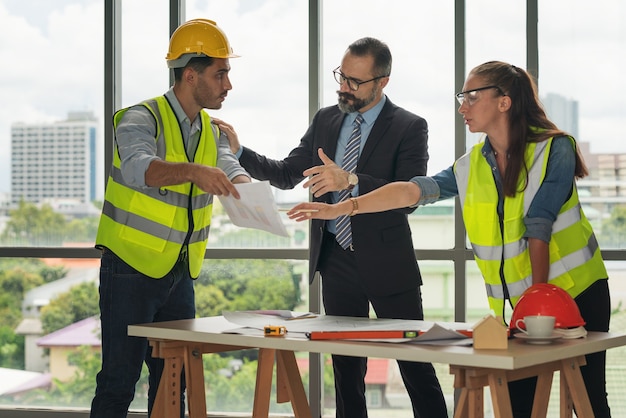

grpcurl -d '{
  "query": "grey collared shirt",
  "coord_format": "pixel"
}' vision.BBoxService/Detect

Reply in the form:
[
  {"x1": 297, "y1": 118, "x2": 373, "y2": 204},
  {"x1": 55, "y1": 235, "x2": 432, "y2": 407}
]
[{"x1": 115, "y1": 88, "x2": 249, "y2": 188}]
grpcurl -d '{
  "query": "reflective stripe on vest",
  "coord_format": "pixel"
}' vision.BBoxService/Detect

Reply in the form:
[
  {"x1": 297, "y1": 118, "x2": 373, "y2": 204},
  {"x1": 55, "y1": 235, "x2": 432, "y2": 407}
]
[
  {"x1": 454, "y1": 136, "x2": 607, "y2": 315},
  {"x1": 471, "y1": 201, "x2": 584, "y2": 263},
  {"x1": 100, "y1": 199, "x2": 211, "y2": 245},
  {"x1": 96, "y1": 96, "x2": 217, "y2": 278},
  {"x1": 106, "y1": 165, "x2": 213, "y2": 209}
]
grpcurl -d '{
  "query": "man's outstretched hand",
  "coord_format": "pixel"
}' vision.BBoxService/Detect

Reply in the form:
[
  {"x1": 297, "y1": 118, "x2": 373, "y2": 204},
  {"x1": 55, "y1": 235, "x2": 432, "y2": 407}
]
[{"x1": 302, "y1": 148, "x2": 350, "y2": 198}]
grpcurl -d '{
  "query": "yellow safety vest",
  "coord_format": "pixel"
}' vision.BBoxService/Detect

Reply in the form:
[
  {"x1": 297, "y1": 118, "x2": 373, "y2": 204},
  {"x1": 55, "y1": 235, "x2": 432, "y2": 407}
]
[
  {"x1": 454, "y1": 136, "x2": 607, "y2": 315},
  {"x1": 96, "y1": 96, "x2": 217, "y2": 278}
]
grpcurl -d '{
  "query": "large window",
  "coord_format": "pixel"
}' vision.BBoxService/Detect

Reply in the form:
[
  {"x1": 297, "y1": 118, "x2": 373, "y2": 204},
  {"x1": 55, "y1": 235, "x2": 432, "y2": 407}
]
[
  {"x1": 539, "y1": 0, "x2": 626, "y2": 251},
  {"x1": 537, "y1": 5, "x2": 626, "y2": 414},
  {"x1": 0, "y1": 1, "x2": 625, "y2": 417},
  {"x1": 1, "y1": 0, "x2": 104, "y2": 248}
]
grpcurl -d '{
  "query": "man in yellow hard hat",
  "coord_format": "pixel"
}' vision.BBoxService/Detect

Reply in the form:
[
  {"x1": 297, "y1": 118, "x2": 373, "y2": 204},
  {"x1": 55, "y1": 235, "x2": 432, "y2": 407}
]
[{"x1": 90, "y1": 19, "x2": 250, "y2": 418}]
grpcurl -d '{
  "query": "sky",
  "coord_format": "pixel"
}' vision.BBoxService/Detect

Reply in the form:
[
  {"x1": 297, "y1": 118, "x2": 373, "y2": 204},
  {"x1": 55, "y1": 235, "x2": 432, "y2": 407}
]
[{"x1": 1, "y1": 0, "x2": 625, "y2": 201}]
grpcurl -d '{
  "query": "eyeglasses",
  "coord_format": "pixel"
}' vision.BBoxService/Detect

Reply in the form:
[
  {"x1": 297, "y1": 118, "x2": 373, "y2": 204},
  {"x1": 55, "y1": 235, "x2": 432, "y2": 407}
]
[
  {"x1": 333, "y1": 66, "x2": 388, "y2": 91},
  {"x1": 455, "y1": 85, "x2": 502, "y2": 106}
]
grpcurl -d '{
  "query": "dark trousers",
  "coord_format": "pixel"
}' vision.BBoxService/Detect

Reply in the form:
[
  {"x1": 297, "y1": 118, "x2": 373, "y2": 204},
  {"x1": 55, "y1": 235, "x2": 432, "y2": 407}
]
[
  {"x1": 509, "y1": 279, "x2": 612, "y2": 418},
  {"x1": 90, "y1": 249, "x2": 195, "y2": 418},
  {"x1": 318, "y1": 231, "x2": 448, "y2": 418}
]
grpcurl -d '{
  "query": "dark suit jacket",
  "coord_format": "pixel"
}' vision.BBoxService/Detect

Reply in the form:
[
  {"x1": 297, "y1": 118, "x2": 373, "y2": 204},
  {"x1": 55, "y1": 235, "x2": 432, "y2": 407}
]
[{"x1": 239, "y1": 97, "x2": 428, "y2": 296}]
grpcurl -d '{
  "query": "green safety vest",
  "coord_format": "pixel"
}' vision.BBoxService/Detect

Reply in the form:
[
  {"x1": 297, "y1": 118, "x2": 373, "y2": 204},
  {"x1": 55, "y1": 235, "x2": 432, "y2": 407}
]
[
  {"x1": 96, "y1": 96, "x2": 217, "y2": 278},
  {"x1": 453, "y1": 136, "x2": 607, "y2": 315}
]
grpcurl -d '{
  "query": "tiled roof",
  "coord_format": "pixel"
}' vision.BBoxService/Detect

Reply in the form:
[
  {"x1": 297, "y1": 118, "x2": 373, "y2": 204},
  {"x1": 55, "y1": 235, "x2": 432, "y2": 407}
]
[
  {"x1": 364, "y1": 358, "x2": 389, "y2": 384},
  {"x1": 36, "y1": 316, "x2": 100, "y2": 347},
  {"x1": 294, "y1": 357, "x2": 389, "y2": 384}
]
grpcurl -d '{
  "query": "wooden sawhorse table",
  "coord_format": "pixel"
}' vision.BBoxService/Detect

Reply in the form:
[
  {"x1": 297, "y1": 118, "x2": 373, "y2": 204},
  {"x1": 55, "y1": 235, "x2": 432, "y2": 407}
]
[
  {"x1": 148, "y1": 339, "x2": 311, "y2": 418},
  {"x1": 128, "y1": 316, "x2": 626, "y2": 418},
  {"x1": 451, "y1": 355, "x2": 591, "y2": 418}
]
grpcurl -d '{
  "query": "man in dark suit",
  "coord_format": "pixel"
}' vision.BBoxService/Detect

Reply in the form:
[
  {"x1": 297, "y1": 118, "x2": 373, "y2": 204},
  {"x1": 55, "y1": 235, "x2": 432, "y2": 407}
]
[{"x1": 216, "y1": 37, "x2": 447, "y2": 418}]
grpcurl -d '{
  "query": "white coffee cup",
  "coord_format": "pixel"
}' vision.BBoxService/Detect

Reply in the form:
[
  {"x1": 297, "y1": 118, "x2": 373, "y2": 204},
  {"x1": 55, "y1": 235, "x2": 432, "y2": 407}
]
[{"x1": 515, "y1": 315, "x2": 555, "y2": 338}]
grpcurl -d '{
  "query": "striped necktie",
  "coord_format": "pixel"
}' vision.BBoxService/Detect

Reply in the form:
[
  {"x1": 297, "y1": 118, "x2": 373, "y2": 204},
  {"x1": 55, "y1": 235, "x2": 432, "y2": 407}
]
[{"x1": 335, "y1": 114, "x2": 363, "y2": 250}]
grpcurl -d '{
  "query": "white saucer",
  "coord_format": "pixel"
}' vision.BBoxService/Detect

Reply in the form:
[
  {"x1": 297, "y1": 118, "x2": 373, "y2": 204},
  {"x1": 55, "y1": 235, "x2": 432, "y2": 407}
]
[{"x1": 513, "y1": 332, "x2": 562, "y2": 344}]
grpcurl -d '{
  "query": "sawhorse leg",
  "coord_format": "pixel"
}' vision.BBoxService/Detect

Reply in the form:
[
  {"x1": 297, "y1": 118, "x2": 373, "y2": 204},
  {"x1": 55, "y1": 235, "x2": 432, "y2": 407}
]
[
  {"x1": 276, "y1": 350, "x2": 311, "y2": 418},
  {"x1": 151, "y1": 347, "x2": 184, "y2": 418},
  {"x1": 252, "y1": 348, "x2": 312, "y2": 418},
  {"x1": 150, "y1": 340, "x2": 245, "y2": 418},
  {"x1": 450, "y1": 356, "x2": 590, "y2": 418},
  {"x1": 560, "y1": 356, "x2": 593, "y2": 418},
  {"x1": 453, "y1": 368, "x2": 484, "y2": 418},
  {"x1": 150, "y1": 340, "x2": 207, "y2": 418},
  {"x1": 150, "y1": 340, "x2": 312, "y2": 418}
]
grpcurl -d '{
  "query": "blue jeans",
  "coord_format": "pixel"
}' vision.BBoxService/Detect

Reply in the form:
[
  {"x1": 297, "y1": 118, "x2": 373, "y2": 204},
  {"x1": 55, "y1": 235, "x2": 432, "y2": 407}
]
[{"x1": 90, "y1": 249, "x2": 195, "y2": 418}]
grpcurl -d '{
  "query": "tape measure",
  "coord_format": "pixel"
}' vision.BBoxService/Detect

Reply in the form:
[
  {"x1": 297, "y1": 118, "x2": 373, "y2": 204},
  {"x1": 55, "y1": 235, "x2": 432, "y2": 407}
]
[{"x1": 264, "y1": 325, "x2": 287, "y2": 337}]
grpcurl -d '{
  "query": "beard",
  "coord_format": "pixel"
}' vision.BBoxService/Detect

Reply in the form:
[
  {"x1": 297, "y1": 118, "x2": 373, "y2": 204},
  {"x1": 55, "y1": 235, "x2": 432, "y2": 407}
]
[
  {"x1": 337, "y1": 84, "x2": 379, "y2": 113},
  {"x1": 193, "y1": 77, "x2": 224, "y2": 110}
]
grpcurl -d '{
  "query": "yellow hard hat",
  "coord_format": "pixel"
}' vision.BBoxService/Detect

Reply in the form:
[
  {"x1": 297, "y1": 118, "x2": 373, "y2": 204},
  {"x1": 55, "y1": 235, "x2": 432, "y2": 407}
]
[{"x1": 166, "y1": 19, "x2": 239, "y2": 68}]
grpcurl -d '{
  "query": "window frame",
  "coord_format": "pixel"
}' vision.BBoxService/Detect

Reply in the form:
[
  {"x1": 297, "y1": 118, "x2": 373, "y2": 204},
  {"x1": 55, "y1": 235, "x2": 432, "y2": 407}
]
[{"x1": 0, "y1": 1, "x2": 624, "y2": 417}]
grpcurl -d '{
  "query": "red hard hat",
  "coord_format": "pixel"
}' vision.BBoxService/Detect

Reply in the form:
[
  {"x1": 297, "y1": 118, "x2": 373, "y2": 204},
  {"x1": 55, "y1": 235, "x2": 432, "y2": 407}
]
[{"x1": 510, "y1": 283, "x2": 586, "y2": 330}]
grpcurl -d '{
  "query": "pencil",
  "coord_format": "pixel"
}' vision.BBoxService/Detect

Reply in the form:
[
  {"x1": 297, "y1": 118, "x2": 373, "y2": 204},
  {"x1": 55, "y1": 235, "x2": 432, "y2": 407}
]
[{"x1": 278, "y1": 209, "x2": 319, "y2": 213}]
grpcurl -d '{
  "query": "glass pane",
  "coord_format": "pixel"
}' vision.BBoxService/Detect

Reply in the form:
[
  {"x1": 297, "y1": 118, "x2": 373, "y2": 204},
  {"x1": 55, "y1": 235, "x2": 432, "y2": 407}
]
[
  {"x1": 323, "y1": 1, "x2": 456, "y2": 250},
  {"x1": 185, "y1": 1, "x2": 310, "y2": 250},
  {"x1": 539, "y1": 0, "x2": 626, "y2": 250},
  {"x1": 194, "y1": 258, "x2": 310, "y2": 415},
  {"x1": 465, "y1": 260, "x2": 493, "y2": 320},
  {"x1": 2, "y1": 0, "x2": 104, "y2": 247},
  {"x1": 423, "y1": 260, "x2": 458, "y2": 418},
  {"x1": 1, "y1": 257, "x2": 309, "y2": 414},
  {"x1": 1, "y1": 257, "x2": 101, "y2": 408},
  {"x1": 120, "y1": 0, "x2": 169, "y2": 107},
  {"x1": 465, "y1": 0, "x2": 525, "y2": 148},
  {"x1": 539, "y1": 2, "x2": 626, "y2": 415}
]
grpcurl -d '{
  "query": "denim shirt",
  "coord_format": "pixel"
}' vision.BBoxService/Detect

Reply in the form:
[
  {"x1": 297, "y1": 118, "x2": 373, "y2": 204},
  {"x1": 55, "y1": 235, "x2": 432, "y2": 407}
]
[{"x1": 410, "y1": 136, "x2": 576, "y2": 243}]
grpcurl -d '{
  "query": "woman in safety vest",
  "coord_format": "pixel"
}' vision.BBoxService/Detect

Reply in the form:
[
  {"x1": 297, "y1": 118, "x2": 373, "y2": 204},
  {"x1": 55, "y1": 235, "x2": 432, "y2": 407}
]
[{"x1": 288, "y1": 61, "x2": 612, "y2": 417}]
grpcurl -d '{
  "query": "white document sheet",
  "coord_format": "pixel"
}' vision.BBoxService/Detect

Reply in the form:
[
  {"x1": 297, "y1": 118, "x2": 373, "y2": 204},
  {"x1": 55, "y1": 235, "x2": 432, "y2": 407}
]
[{"x1": 217, "y1": 181, "x2": 289, "y2": 237}]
